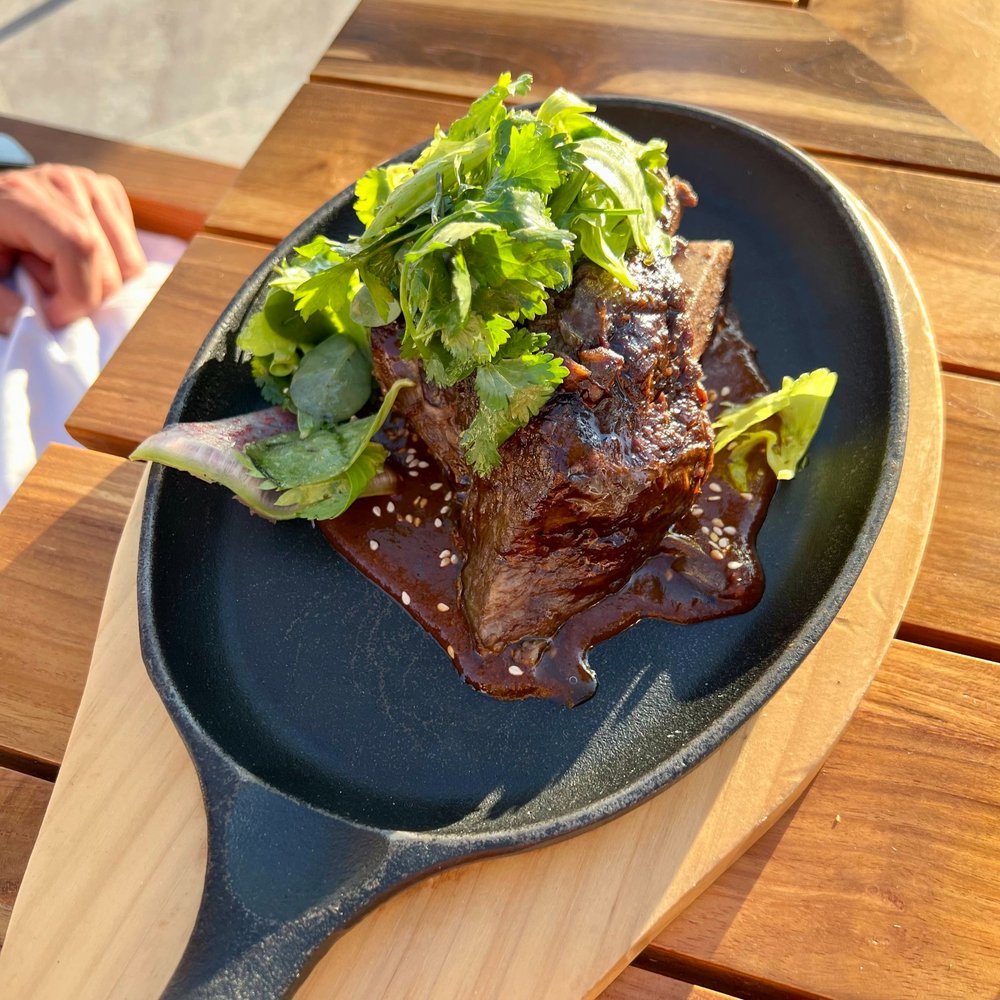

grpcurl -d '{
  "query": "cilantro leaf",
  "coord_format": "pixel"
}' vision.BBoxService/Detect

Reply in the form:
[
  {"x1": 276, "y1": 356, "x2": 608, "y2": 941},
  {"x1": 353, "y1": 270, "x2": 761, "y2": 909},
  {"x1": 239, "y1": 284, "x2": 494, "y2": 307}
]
[
  {"x1": 493, "y1": 121, "x2": 564, "y2": 196},
  {"x1": 461, "y1": 344, "x2": 568, "y2": 475}
]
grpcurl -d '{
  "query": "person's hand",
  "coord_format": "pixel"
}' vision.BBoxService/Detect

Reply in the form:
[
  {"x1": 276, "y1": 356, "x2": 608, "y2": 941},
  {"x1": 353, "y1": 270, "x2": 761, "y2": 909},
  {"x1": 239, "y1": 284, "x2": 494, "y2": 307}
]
[{"x1": 0, "y1": 164, "x2": 146, "y2": 334}]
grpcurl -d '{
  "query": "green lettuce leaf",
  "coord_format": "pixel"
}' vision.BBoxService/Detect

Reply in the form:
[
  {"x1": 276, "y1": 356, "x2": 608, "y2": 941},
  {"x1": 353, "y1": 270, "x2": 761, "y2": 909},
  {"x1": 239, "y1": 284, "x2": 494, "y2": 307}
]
[
  {"x1": 712, "y1": 369, "x2": 838, "y2": 490},
  {"x1": 354, "y1": 162, "x2": 415, "y2": 227},
  {"x1": 131, "y1": 379, "x2": 414, "y2": 521}
]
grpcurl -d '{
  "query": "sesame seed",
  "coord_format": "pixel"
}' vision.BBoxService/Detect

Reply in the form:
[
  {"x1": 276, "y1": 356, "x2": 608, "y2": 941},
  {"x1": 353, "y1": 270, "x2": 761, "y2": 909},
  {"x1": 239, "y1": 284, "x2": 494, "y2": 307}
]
[
  {"x1": 434, "y1": 518, "x2": 443, "y2": 528},
  {"x1": 430, "y1": 482, "x2": 443, "y2": 492},
  {"x1": 727, "y1": 560, "x2": 742, "y2": 570},
  {"x1": 440, "y1": 560, "x2": 449, "y2": 569},
  {"x1": 508, "y1": 665, "x2": 524, "y2": 676},
  {"x1": 721, "y1": 385, "x2": 731, "y2": 397},
  {"x1": 724, "y1": 525, "x2": 737, "y2": 536},
  {"x1": 368, "y1": 539, "x2": 379, "y2": 551},
  {"x1": 417, "y1": 461, "x2": 429, "y2": 469},
  {"x1": 691, "y1": 506, "x2": 703, "y2": 517},
  {"x1": 413, "y1": 495, "x2": 424, "y2": 506},
  {"x1": 408, "y1": 470, "x2": 419, "y2": 478},
  {"x1": 419, "y1": 498, "x2": 428, "y2": 509},
  {"x1": 450, "y1": 553, "x2": 459, "y2": 565},
  {"x1": 405, "y1": 514, "x2": 414, "y2": 523},
  {"x1": 386, "y1": 501, "x2": 395, "y2": 513},
  {"x1": 700, "y1": 526, "x2": 710, "y2": 536},
  {"x1": 709, "y1": 482, "x2": 722, "y2": 493},
  {"x1": 402, "y1": 591, "x2": 411, "y2": 606},
  {"x1": 439, "y1": 549, "x2": 451, "y2": 559},
  {"x1": 440, "y1": 505, "x2": 450, "y2": 515},
  {"x1": 445, "y1": 491, "x2": 453, "y2": 501},
  {"x1": 741, "y1": 492, "x2": 753, "y2": 501},
  {"x1": 719, "y1": 538, "x2": 730, "y2": 550},
  {"x1": 413, "y1": 517, "x2": 422, "y2": 527},
  {"x1": 709, "y1": 531, "x2": 720, "y2": 542},
  {"x1": 372, "y1": 505, "x2": 381, "y2": 517},
  {"x1": 711, "y1": 517, "x2": 724, "y2": 528},
  {"x1": 437, "y1": 602, "x2": 450, "y2": 612},
  {"x1": 406, "y1": 447, "x2": 416, "y2": 456},
  {"x1": 710, "y1": 550, "x2": 725, "y2": 561},
  {"x1": 707, "y1": 496, "x2": 720, "y2": 502},
  {"x1": 447, "y1": 645, "x2": 455, "y2": 658}
]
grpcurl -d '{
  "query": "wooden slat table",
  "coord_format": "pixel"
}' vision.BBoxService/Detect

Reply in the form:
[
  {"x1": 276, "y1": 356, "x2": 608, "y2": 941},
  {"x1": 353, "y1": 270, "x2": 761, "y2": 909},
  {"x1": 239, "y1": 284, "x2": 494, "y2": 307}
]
[
  {"x1": 2, "y1": 1, "x2": 999, "y2": 996},
  {"x1": 809, "y1": 0, "x2": 1000, "y2": 158}
]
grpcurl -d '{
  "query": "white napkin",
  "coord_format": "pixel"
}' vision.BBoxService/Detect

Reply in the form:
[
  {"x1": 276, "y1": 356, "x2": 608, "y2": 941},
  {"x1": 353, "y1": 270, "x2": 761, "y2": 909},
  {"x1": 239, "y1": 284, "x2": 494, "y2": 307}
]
[{"x1": 0, "y1": 230, "x2": 185, "y2": 510}]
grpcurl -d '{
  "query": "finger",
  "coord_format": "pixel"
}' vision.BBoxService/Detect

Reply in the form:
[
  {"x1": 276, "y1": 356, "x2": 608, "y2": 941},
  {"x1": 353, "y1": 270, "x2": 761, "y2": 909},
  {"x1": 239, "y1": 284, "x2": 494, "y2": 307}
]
[
  {"x1": 85, "y1": 173, "x2": 145, "y2": 281},
  {"x1": 0, "y1": 168, "x2": 105, "y2": 326},
  {"x1": 0, "y1": 246, "x2": 15, "y2": 278},
  {"x1": 41, "y1": 165, "x2": 122, "y2": 300},
  {"x1": 0, "y1": 283, "x2": 23, "y2": 335},
  {"x1": 20, "y1": 251, "x2": 56, "y2": 296},
  {"x1": 22, "y1": 249, "x2": 93, "y2": 329}
]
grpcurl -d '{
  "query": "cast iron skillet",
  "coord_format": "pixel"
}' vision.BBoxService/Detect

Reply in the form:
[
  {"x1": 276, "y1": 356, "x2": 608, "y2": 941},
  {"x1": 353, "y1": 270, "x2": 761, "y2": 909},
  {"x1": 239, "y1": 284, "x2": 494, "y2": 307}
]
[{"x1": 139, "y1": 100, "x2": 906, "y2": 998}]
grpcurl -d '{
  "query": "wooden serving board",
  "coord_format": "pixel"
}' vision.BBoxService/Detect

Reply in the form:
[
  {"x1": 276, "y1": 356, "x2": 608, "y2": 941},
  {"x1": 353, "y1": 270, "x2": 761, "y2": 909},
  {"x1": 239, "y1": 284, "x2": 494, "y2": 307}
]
[{"x1": 0, "y1": 196, "x2": 942, "y2": 1000}]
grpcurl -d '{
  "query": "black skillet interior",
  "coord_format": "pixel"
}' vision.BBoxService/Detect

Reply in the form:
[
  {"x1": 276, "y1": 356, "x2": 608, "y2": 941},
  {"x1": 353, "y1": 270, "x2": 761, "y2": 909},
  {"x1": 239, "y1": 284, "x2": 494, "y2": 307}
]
[{"x1": 141, "y1": 100, "x2": 904, "y2": 911}]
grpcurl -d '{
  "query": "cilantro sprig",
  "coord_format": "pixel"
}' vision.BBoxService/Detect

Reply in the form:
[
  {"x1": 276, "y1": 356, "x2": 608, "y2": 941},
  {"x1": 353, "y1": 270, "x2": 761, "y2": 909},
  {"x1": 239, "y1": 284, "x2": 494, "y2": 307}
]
[{"x1": 278, "y1": 72, "x2": 674, "y2": 475}]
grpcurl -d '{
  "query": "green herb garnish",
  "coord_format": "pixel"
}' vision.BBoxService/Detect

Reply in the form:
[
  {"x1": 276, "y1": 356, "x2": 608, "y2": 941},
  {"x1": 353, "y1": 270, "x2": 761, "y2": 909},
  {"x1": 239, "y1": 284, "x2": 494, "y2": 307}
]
[
  {"x1": 268, "y1": 71, "x2": 675, "y2": 475},
  {"x1": 713, "y1": 369, "x2": 838, "y2": 490}
]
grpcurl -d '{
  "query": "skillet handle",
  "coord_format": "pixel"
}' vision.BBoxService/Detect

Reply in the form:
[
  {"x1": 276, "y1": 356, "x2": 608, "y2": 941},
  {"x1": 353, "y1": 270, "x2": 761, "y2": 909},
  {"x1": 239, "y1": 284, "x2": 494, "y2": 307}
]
[{"x1": 160, "y1": 777, "x2": 427, "y2": 999}]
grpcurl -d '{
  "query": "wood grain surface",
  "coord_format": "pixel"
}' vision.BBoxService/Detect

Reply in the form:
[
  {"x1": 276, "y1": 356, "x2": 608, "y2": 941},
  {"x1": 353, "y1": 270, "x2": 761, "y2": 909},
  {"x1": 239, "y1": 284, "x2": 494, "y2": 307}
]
[
  {"x1": 646, "y1": 641, "x2": 1000, "y2": 1000},
  {"x1": 66, "y1": 235, "x2": 270, "y2": 455},
  {"x1": 0, "y1": 446, "x2": 141, "y2": 775},
  {"x1": 813, "y1": 156, "x2": 1000, "y2": 380},
  {"x1": 600, "y1": 967, "x2": 736, "y2": 1000},
  {"x1": 205, "y1": 84, "x2": 464, "y2": 244},
  {"x1": 0, "y1": 768, "x2": 51, "y2": 946},
  {"x1": 811, "y1": 0, "x2": 1000, "y2": 158},
  {"x1": 0, "y1": 207, "x2": 944, "y2": 999},
  {"x1": 0, "y1": 116, "x2": 237, "y2": 240},
  {"x1": 900, "y1": 373, "x2": 1000, "y2": 661},
  {"x1": 312, "y1": 0, "x2": 1000, "y2": 178}
]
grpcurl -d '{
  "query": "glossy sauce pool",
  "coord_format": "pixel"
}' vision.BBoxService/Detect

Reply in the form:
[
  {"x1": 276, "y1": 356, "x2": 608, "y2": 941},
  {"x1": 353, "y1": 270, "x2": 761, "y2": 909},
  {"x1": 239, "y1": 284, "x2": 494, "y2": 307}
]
[{"x1": 319, "y1": 316, "x2": 775, "y2": 707}]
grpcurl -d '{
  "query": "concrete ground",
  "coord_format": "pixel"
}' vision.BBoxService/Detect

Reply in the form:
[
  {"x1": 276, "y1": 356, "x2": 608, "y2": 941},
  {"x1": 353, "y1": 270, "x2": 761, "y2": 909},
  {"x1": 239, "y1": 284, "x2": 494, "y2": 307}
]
[{"x1": 0, "y1": 0, "x2": 359, "y2": 166}]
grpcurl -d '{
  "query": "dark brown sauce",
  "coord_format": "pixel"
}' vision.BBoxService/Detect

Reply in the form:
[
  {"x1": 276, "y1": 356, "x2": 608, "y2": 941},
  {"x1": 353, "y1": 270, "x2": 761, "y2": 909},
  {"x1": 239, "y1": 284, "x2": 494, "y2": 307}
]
[{"x1": 319, "y1": 315, "x2": 775, "y2": 707}]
